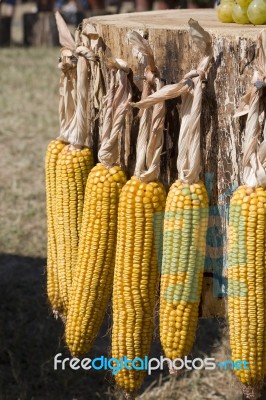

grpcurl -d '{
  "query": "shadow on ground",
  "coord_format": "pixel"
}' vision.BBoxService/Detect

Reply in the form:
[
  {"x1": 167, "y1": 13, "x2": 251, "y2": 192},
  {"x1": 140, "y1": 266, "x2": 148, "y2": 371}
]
[
  {"x1": 0, "y1": 253, "x2": 228, "y2": 400},
  {"x1": 0, "y1": 254, "x2": 111, "y2": 400}
]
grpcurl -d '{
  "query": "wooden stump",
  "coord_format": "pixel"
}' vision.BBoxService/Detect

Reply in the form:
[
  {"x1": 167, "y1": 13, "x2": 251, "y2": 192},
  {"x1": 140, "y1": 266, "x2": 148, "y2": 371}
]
[{"x1": 84, "y1": 9, "x2": 265, "y2": 318}]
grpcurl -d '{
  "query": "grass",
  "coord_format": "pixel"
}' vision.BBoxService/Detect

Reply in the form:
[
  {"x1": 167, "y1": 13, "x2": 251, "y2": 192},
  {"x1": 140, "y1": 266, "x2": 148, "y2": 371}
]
[
  {"x1": 0, "y1": 48, "x2": 59, "y2": 257},
  {"x1": 0, "y1": 47, "x2": 255, "y2": 399}
]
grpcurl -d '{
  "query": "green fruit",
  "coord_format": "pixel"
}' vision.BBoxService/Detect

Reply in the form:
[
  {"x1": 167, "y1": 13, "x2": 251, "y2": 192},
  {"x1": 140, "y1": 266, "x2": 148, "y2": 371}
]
[
  {"x1": 247, "y1": 0, "x2": 266, "y2": 24},
  {"x1": 232, "y1": 3, "x2": 250, "y2": 23},
  {"x1": 236, "y1": 0, "x2": 252, "y2": 7},
  {"x1": 217, "y1": 2, "x2": 234, "y2": 22}
]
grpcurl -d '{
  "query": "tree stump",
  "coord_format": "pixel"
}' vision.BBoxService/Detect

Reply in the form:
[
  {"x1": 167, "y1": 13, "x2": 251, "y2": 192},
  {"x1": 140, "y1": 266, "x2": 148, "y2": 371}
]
[{"x1": 83, "y1": 9, "x2": 266, "y2": 318}]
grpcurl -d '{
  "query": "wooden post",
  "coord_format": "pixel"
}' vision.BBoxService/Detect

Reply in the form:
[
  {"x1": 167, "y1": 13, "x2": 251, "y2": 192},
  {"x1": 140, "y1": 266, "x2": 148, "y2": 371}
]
[{"x1": 83, "y1": 9, "x2": 265, "y2": 318}]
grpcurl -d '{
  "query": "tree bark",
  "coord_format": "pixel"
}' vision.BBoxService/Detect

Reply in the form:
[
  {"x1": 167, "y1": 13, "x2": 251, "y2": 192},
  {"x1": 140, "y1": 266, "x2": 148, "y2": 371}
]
[{"x1": 84, "y1": 9, "x2": 266, "y2": 318}]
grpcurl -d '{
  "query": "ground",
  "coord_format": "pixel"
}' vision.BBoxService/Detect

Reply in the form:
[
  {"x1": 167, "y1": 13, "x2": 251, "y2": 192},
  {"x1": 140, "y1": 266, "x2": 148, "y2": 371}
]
[{"x1": 0, "y1": 47, "x2": 259, "y2": 400}]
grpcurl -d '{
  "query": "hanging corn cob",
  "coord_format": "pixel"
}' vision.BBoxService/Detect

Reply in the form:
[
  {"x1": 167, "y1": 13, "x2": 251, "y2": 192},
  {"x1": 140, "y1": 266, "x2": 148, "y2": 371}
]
[
  {"x1": 228, "y1": 31, "x2": 266, "y2": 399},
  {"x1": 47, "y1": 14, "x2": 103, "y2": 318},
  {"x1": 111, "y1": 32, "x2": 166, "y2": 395},
  {"x1": 56, "y1": 140, "x2": 93, "y2": 317},
  {"x1": 131, "y1": 20, "x2": 212, "y2": 364},
  {"x1": 160, "y1": 26, "x2": 211, "y2": 362},
  {"x1": 46, "y1": 139, "x2": 66, "y2": 316},
  {"x1": 45, "y1": 35, "x2": 78, "y2": 316},
  {"x1": 65, "y1": 59, "x2": 132, "y2": 356},
  {"x1": 56, "y1": 48, "x2": 99, "y2": 315}
]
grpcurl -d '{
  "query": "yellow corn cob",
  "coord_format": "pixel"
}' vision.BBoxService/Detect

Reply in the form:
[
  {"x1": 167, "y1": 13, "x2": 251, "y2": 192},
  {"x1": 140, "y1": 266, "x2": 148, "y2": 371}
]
[
  {"x1": 56, "y1": 144, "x2": 94, "y2": 315},
  {"x1": 228, "y1": 185, "x2": 266, "y2": 389},
  {"x1": 65, "y1": 163, "x2": 126, "y2": 356},
  {"x1": 112, "y1": 176, "x2": 166, "y2": 393},
  {"x1": 45, "y1": 139, "x2": 65, "y2": 314},
  {"x1": 160, "y1": 179, "x2": 208, "y2": 360}
]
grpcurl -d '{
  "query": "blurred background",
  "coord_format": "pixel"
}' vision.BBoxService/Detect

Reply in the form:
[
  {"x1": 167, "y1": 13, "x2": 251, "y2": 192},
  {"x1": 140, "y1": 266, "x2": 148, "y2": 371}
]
[{"x1": 0, "y1": 0, "x2": 215, "y2": 47}]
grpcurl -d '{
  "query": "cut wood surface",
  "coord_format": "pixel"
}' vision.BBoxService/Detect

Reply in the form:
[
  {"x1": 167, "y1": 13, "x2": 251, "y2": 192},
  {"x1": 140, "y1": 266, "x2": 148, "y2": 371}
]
[
  {"x1": 87, "y1": 9, "x2": 264, "y2": 36},
  {"x1": 84, "y1": 10, "x2": 266, "y2": 318}
]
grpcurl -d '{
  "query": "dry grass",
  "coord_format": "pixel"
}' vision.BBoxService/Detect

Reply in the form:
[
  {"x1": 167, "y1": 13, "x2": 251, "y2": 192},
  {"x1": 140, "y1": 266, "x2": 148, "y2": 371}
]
[
  {"x1": 138, "y1": 338, "x2": 243, "y2": 400},
  {"x1": 0, "y1": 48, "x2": 58, "y2": 256},
  {"x1": 0, "y1": 48, "x2": 258, "y2": 399}
]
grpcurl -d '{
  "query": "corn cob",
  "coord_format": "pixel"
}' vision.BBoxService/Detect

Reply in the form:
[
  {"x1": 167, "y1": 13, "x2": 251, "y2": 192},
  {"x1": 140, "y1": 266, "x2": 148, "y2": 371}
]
[
  {"x1": 112, "y1": 177, "x2": 166, "y2": 393},
  {"x1": 46, "y1": 45, "x2": 77, "y2": 317},
  {"x1": 56, "y1": 145, "x2": 94, "y2": 314},
  {"x1": 45, "y1": 139, "x2": 65, "y2": 315},
  {"x1": 65, "y1": 163, "x2": 126, "y2": 356},
  {"x1": 65, "y1": 61, "x2": 131, "y2": 353},
  {"x1": 228, "y1": 185, "x2": 266, "y2": 388},
  {"x1": 160, "y1": 179, "x2": 208, "y2": 360}
]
